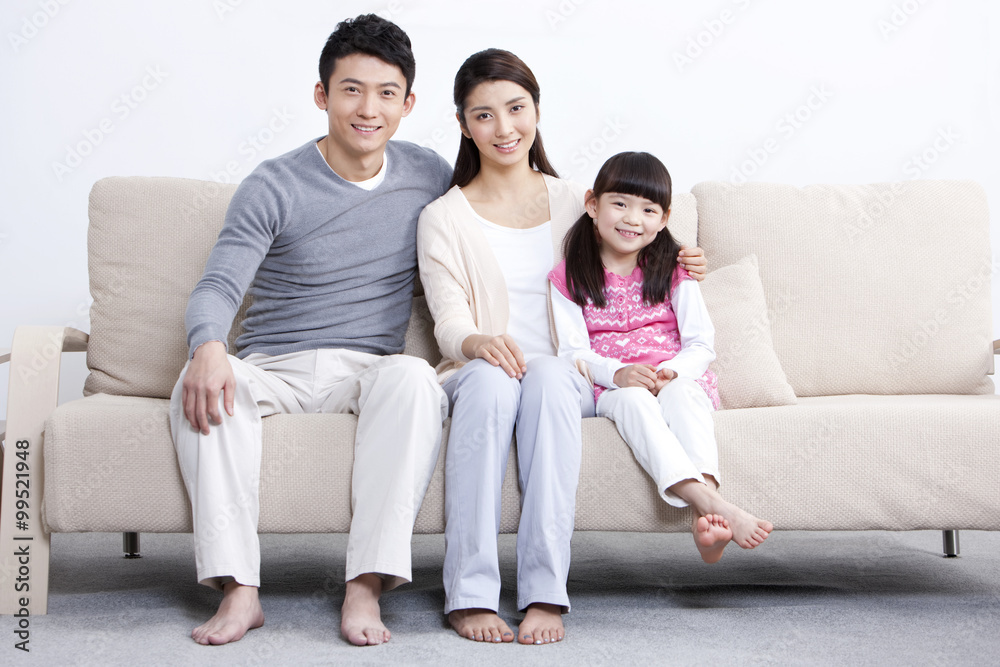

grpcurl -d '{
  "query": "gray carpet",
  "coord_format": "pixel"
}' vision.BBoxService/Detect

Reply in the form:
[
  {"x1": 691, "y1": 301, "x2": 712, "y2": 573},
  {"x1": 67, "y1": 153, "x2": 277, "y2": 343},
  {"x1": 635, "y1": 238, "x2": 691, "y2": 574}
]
[{"x1": 5, "y1": 529, "x2": 1000, "y2": 665}]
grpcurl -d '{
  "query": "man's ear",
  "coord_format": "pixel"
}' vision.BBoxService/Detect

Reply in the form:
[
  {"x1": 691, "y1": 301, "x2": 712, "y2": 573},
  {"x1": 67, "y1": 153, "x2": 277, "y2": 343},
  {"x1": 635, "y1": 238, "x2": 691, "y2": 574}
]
[
  {"x1": 401, "y1": 91, "x2": 416, "y2": 117},
  {"x1": 314, "y1": 82, "x2": 328, "y2": 111}
]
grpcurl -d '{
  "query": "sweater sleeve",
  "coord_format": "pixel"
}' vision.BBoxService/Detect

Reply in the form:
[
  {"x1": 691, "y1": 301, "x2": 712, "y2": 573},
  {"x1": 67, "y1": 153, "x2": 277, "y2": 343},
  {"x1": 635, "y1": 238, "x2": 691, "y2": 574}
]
[
  {"x1": 549, "y1": 282, "x2": 626, "y2": 389},
  {"x1": 417, "y1": 200, "x2": 481, "y2": 362},
  {"x1": 185, "y1": 172, "x2": 283, "y2": 358},
  {"x1": 657, "y1": 277, "x2": 716, "y2": 379}
]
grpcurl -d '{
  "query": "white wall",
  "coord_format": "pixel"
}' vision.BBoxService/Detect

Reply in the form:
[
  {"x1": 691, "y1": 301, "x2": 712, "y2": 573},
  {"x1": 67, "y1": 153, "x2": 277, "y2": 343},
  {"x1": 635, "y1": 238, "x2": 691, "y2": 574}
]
[{"x1": 1, "y1": 0, "x2": 997, "y2": 411}]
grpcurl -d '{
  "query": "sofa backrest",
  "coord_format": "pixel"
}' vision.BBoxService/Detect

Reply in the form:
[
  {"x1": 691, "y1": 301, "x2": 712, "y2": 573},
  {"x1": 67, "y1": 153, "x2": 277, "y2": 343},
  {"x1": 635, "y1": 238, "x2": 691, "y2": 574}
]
[
  {"x1": 84, "y1": 176, "x2": 440, "y2": 399},
  {"x1": 692, "y1": 180, "x2": 994, "y2": 397}
]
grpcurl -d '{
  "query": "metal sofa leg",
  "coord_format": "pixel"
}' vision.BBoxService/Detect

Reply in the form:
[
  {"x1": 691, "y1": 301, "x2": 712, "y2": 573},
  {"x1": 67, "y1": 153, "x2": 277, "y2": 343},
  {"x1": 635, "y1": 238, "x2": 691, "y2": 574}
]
[
  {"x1": 123, "y1": 532, "x2": 141, "y2": 559},
  {"x1": 942, "y1": 530, "x2": 959, "y2": 557}
]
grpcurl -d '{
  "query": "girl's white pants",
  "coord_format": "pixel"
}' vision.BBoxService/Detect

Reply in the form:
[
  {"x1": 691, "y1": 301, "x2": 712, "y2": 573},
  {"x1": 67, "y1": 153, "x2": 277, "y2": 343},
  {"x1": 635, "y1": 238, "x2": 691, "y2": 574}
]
[
  {"x1": 595, "y1": 378, "x2": 720, "y2": 507},
  {"x1": 169, "y1": 348, "x2": 448, "y2": 591}
]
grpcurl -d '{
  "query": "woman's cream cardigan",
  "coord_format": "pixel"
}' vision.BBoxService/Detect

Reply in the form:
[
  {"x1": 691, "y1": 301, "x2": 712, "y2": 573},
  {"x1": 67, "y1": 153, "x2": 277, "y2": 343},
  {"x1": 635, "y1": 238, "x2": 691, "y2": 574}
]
[{"x1": 416, "y1": 174, "x2": 587, "y2": 382}]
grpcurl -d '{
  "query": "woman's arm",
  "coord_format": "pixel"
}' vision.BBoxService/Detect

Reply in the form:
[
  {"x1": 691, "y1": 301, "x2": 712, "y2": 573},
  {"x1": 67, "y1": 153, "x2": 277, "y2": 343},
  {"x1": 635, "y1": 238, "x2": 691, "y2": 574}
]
[
  {"x1": 657, "y1": 279, "x2": 716, "y2": 379},
  {"x1": 678, "y1": 246, "x2": 708, "y2": 281},
  {"x1": 416, "y1": 206, "x2": 481, "y2": 363},
  {"x1": 550, "y1": 284, "x2": 627, "y2": 388}
]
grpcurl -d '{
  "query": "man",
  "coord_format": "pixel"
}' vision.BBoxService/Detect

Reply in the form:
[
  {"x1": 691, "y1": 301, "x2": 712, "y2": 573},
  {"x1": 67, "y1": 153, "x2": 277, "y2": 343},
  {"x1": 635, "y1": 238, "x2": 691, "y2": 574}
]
[{"x1": 169, "y1": 14, "x2": 452, "y2": 647}]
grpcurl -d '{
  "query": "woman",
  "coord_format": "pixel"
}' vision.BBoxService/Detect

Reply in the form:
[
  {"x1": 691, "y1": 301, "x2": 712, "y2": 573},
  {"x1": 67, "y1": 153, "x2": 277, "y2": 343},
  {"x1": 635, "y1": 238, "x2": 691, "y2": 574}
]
[{"x1": 417, "y1": 49, "x2": 706, "y2": 646}]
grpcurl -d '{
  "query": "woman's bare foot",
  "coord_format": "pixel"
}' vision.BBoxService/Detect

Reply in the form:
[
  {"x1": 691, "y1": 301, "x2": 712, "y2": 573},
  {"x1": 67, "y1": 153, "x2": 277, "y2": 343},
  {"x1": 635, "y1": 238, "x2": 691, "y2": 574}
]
[
  {"x1": 693, "y1": 513, "x2": 732, "y2": 563},
  {"x1": 448, "y1": 608, "x2": 515, "y2": 643},
  {"x1": 518, "y1": 603, "x2": 564, "y2": 645},
  {"x1": 341, "y1": 573, "x2": 390, "y2": 646},
  {"x1": 192, "y1": 581, "x2": 264, "y2": 645}
]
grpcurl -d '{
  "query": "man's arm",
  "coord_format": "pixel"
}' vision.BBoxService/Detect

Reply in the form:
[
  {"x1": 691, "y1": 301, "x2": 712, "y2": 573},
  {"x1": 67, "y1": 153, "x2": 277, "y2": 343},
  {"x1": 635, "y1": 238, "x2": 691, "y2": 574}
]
[
  {"x1": 181, "y1": 174, "x2": 281, "y2": 431},
  {"x1": 182, "y1": 341, "x2": 235, "y2": 435}
]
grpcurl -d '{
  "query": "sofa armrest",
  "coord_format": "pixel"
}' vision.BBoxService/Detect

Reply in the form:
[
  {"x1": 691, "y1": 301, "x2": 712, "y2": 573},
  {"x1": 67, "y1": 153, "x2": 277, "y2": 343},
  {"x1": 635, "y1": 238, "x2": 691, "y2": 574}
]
[
  {"x1": 0, "y1": 348, "x2": 8, "y2": 444},
  {"x1": 0, "y1": 326, "x2": 88, "y2": 615}
]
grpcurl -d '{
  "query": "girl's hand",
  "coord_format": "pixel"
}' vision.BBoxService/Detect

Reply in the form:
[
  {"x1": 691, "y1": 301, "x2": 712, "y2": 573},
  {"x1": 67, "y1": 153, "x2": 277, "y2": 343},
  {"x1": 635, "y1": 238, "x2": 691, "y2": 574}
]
[
  {"x1": 652, "y1": 367, "x2": 678, "y2": 396},
  {"x1": 614, "y1": 364, "x2": 659, "y2": 391},
  {"x1": 678, "y1": 246, "x2": 708, "y2": 281},
  {"x1": 468, "y1": 333, "x2": 526, "y2": 379}
]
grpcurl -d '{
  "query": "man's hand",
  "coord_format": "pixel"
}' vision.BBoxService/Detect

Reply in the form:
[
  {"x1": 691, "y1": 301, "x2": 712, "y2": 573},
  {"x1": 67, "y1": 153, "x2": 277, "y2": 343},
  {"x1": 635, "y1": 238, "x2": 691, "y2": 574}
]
[
  {"x1": 464, "y1": 333, "x2": 526, "y2": 379},
  {"x1": 678, "y1": 246, "x2": 708, "y2": 281},
  {"x1": 651, "y1": 367, "x2": 678, "y2": 396},
  {"x1": 182, "y1": 340, "x2": 235, "y2": 435},
  {"x1": 613, "y1": 364, "x2": 659, "y2": 391}
]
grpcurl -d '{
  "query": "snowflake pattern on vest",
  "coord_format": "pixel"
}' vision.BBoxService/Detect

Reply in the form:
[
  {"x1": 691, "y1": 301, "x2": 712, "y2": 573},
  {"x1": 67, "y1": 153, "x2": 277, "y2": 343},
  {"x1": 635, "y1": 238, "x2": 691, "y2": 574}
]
[{"x1": 550, "y1": 261, "x2": 720, "y2": 406}]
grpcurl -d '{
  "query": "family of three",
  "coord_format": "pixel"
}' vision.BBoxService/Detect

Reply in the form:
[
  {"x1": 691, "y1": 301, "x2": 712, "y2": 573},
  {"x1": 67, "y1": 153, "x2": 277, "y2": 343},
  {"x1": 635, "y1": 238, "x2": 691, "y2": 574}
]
[{"x1": 168, "y1": 13, "x2": 772, "y2": 648}]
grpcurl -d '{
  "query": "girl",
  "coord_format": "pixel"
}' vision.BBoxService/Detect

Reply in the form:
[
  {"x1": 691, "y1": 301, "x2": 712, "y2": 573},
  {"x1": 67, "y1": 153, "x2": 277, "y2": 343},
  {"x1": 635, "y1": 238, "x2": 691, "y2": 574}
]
[
  {"x1": 417, "y1": 52, "x2": 708, "y2": 645},
  {"x1": 548, "y1": 152, "x2": 772, "y2": 563}
]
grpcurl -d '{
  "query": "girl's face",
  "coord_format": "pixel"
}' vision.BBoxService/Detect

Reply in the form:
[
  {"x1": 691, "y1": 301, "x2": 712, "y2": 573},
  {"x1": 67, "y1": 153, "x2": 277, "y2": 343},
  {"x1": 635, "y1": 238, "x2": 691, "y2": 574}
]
[
  {"x1": 586, "y1": 191, "x2": 669, "y2": 266},
  {"x1": 459, "y1": 79, "x2": 538, "y2": 171}
]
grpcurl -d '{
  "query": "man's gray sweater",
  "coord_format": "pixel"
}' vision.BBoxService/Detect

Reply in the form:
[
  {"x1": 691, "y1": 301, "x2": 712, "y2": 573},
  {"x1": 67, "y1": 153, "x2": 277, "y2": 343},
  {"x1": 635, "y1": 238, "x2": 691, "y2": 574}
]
[{"x1": 186, "y1": 138, "x2": 453, "y2": 359}]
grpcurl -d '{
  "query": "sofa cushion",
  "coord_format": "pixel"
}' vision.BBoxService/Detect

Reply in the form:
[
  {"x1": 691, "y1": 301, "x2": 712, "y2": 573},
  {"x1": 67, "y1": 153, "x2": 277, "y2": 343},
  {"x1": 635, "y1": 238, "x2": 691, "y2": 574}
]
[
  {"x1": 44, "y1": 394, "x2": 1000, "y2": 534},
  {"x1": 84, "y1": 177, "x2": 440, "y2": 399},
  {"x1": 700, "y1": 255, "x2": 797, "y2": 409},
  {"x1": 85, "y1": 177, "x2": 240, "y2": 399},
  {"x1": 692, "y1": 180, "x2": 994, "y2": 397}
]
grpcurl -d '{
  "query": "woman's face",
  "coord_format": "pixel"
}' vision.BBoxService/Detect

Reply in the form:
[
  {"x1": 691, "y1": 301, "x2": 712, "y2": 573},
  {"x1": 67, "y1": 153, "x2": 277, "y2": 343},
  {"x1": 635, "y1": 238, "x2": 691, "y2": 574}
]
[{"x1": 459, "y1": 79, "x2": 538, "y2": 171}]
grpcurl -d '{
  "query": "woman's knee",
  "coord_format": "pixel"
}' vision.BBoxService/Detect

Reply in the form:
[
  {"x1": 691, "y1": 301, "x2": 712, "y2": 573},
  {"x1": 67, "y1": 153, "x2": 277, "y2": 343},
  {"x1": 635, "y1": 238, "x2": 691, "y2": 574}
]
[{"x1": 452, "y1": 359, "x2": 520, "y2": 411}]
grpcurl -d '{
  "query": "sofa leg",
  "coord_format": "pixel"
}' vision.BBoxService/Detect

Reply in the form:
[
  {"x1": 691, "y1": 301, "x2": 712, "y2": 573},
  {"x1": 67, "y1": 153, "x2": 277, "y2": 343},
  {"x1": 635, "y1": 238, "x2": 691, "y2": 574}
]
[
  {"x1": 123, "y1": 532, "x2": 141, "y2": 559},
  {"x1": 942, "y1": 530, "x2": 960, "y2": 557}
]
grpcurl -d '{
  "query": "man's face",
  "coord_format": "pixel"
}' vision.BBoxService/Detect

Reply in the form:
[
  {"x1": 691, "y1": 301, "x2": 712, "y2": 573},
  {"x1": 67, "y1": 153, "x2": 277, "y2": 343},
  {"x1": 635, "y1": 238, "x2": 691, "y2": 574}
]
[{"x1": 314, "y1": 52, "x2": 415, "y2": 165}]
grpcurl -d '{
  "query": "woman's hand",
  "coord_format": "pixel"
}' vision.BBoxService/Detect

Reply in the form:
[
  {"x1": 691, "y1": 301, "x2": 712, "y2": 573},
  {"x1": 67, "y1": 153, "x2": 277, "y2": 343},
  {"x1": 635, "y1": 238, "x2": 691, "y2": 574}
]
[
  {"x1": 678, "y1": 246, "x2": 708, "y2": 281},
  {"x1": 464, "y1": 333, "x2": 526, "y2": 379},
  {"x1": 613, "y1": 364, "x2": 659, "y2": 391}
]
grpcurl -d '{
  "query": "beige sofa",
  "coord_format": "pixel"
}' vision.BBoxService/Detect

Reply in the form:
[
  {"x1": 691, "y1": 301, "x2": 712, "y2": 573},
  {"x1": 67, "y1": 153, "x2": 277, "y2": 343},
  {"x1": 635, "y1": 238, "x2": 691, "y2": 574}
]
[{"x1": 3, "y1": 176, "x2": 998, "y2": 615}]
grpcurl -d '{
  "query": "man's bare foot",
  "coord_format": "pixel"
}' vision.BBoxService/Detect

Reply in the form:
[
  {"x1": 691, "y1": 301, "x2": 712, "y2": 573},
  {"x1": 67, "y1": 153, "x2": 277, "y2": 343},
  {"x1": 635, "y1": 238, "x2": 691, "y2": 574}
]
[
  {"x1": 449, "y1": 608, "x2": 515, "y2": 643},
  {"x1": 192, "y1": 581, "x2": 264, "y2": 645},
  {"x1": 518, "y1": 603, "x2": 564, "y2": 645},
  {"x1": 694, "y1": 513, "x2": 732, "y2": 564},
  {"x1": 341, "y1": 573, "x2": 390, "y2": 646}
]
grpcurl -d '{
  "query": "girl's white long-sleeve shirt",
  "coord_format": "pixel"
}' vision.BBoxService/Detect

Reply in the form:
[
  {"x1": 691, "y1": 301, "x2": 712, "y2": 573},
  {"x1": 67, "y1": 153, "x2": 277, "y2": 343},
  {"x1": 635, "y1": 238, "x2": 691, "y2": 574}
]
[{"x1": 550, "y1": 278, "x2": 716, "y2": 389}]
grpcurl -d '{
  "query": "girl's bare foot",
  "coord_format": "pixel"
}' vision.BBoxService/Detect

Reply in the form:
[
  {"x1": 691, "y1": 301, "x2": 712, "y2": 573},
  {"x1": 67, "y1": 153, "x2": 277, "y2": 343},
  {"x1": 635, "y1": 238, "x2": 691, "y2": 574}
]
[
  {"x1": 671, "y1": 479, "x2": 773, "y2": 549},
  {"x1": 693, "y1": 513, "x2": 732, "y2": 563},
  {"x1": 341, "y1": 573, "x2": 390, "y2": 646},
  {"x1": 448, "y1": 608, "x2": 515, "y2": 643},
  {"x1": 192, "y1": 581, "x2": 264, "y2": 645},
  {"x1": 518, "y1": 603, "x2": 564, "y2": 645}
]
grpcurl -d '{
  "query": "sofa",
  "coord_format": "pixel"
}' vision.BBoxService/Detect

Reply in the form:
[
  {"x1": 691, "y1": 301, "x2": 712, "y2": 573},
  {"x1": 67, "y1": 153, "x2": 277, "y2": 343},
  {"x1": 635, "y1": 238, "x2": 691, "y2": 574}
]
[{"x1": 2, "y1": 176, "x2": 998, "y2": 615}]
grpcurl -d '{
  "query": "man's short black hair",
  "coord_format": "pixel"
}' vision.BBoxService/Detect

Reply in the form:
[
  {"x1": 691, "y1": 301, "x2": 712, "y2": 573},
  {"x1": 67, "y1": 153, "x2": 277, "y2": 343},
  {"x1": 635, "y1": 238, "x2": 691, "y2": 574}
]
[{"x1": 319, "y1": 14, "x2": 416, "y2": 96}]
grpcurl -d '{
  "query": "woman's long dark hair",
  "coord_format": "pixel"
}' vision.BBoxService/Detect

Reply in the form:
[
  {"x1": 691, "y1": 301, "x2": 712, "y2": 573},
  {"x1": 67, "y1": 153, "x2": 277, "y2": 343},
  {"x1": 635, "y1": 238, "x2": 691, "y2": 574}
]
[
  {"x1": 450, "y1": 49, "x2": 559, "y2": 189},
  {"x1": 563, "y1": 152, "x2": 679, "y2": 308}
]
